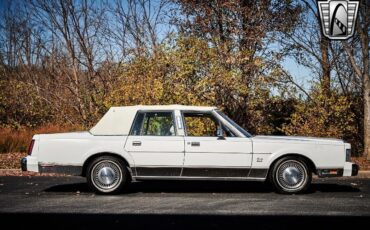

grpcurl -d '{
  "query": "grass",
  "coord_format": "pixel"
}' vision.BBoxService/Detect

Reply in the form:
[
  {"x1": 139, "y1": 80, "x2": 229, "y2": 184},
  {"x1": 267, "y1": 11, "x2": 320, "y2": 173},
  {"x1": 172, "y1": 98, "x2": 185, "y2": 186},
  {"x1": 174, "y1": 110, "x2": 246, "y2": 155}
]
[
  {"x1": 0, "y1": 124, "x2": 83, "y2": 171},
  {"x1": 0, "y1": 124, "x2": 83, "y2": 154},
  {"x1": 0, "y1": 152, "x2": 27, "y2": 169}
]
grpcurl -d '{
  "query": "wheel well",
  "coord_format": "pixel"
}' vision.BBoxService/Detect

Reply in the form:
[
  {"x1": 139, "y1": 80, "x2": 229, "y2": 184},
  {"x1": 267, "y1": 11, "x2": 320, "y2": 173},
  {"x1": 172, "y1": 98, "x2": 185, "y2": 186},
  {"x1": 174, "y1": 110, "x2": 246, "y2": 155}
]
[
  {"x1": 81, "y1": 152, "x2": 131, "y2": 177},
  {"x1": 268, "y1": 154, "x2": 317, "y2": 176}
]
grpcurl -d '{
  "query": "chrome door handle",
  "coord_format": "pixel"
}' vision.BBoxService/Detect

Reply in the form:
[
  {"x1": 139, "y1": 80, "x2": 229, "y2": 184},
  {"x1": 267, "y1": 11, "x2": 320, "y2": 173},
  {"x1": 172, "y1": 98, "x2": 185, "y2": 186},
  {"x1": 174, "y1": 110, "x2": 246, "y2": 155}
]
[
  {"x1": 191, "y1": 142, "x2": 200, "y2": 147},
  {"x1": 132, "y1": 141, "x2": 141, "y2": 146}
]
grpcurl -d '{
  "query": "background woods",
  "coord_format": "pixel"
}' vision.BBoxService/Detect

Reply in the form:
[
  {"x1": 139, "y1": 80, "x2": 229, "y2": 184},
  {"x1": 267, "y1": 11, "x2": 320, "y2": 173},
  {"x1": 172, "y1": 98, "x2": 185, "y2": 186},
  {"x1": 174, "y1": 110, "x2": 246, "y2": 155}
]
[{"x1": 0, "y1": 0, "x2": 369, "y2": 161}]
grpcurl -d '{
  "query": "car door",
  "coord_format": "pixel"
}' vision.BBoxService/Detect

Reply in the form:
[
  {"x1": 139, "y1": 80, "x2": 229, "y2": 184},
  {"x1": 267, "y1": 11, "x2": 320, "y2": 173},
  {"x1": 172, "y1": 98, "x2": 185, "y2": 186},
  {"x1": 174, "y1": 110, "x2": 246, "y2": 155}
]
[
  {"x1": 125, "y1": 111, "x2": 184, "y2": 177},
  {"x1": 182, "y1": 111, "x2": 253, "y2": 178}
]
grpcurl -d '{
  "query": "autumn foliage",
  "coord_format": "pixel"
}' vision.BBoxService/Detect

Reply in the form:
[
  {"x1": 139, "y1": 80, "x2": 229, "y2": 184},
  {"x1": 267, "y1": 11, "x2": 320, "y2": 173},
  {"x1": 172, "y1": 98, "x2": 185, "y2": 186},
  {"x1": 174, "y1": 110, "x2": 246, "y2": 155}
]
[{"x1": 0, "y1": 0, "x2": 369, "y2": 160}]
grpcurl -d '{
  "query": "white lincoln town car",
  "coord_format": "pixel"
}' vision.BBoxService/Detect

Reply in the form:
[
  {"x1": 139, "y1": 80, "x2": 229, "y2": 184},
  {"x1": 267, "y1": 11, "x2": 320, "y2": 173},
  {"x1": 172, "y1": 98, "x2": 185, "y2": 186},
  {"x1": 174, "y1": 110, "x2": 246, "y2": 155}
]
[{"x1": 21, "y1": 105, "x2": 358, "y2": 194}]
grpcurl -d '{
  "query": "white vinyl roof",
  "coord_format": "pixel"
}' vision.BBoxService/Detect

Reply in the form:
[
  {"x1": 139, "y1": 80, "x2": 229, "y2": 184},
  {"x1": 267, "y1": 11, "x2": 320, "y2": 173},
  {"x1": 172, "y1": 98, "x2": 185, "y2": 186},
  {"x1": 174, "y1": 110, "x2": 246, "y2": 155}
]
[
  {"x1": 90, "y1": 105, "x2": 217, "y2": 135},
  {"x1": 115, "y1": 104, "x2": 217, "y2": 111}
]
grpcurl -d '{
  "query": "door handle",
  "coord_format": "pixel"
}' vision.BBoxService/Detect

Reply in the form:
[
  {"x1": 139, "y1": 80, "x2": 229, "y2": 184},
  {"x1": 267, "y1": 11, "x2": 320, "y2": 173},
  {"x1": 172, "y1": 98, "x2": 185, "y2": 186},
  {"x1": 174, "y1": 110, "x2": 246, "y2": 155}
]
[
  {"x1": 191, "y1": 142, "x2": 200, "y2": 147},
  {"x1": 132, "y1": 141, "x2": 142, "y2": 146}
]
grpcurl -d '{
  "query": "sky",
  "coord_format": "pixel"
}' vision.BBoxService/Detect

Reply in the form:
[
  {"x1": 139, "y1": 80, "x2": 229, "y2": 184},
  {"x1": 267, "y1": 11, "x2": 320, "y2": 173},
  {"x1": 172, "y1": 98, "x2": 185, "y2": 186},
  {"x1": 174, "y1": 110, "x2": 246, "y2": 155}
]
[{"x1": 283, "y1": 58, "x2": 312, "y2": 91}]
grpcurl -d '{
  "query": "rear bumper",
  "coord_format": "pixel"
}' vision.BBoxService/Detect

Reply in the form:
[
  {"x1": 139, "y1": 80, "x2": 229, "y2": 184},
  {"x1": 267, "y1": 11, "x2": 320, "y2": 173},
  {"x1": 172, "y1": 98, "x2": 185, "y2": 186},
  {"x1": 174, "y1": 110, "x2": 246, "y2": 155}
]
[
  {"x1": 20, "y1": 157, "x2": 27, "y2": 171},
  {"x1": 20, "y1": 156, "x2": 39, "y2": 173},
  {"x1": 21, "y1": 156, "x2": 81, "y2": 175}
]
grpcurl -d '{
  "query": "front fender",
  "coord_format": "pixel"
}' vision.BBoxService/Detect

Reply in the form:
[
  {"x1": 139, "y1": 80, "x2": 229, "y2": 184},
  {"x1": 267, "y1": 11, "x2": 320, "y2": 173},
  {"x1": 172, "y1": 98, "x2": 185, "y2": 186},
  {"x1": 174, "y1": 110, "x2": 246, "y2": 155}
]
[
  {"x1": 267, "y1": 148, "x2": 314, "y2": 167},
  {"x1": 252, "y1": 147, "x2": 316, "y2": 169}
]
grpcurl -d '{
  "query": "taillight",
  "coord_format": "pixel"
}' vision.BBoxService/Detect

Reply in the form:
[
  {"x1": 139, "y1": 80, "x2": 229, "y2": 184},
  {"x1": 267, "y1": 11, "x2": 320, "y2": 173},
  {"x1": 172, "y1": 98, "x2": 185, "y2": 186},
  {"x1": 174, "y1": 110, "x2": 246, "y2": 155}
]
[{"x1": 27, "y1": 140, "x2": 35, "y2": 156}]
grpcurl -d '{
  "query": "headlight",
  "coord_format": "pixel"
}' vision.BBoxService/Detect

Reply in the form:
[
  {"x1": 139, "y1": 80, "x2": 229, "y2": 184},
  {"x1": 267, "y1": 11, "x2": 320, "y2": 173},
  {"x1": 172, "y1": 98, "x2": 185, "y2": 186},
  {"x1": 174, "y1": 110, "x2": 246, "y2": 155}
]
[{"x1": 346, "y1": 149, "x2": 351, "y2": 162}]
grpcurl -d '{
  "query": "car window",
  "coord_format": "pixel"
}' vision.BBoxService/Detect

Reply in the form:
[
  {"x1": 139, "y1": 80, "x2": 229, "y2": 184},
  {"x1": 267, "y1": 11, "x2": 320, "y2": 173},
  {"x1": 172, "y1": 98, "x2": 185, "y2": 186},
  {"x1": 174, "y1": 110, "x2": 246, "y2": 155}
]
[
  {"x1": 184, "y1": 113, "x2": 218, "y2": 136},
  {"x1": 183, "y1": 112, "x2": 235, "y2": 137},
  {"x1": 131, "y1": 112, "x2": 175, "y2": 136}
]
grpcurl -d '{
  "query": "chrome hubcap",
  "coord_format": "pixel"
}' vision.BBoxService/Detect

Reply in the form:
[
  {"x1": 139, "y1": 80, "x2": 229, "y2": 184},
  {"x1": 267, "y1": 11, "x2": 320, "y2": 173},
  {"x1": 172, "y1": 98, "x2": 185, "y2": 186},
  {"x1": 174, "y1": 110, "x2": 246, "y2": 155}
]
[
  {"x1": 98, "y1": 167, "x2": 116, "y2": 185},
  {"x1": 91, "y1": 160, "x2": 122, "y2": 192},
  {"x1": 276, "y1": 160, "x2": 307, "y2": 191}
]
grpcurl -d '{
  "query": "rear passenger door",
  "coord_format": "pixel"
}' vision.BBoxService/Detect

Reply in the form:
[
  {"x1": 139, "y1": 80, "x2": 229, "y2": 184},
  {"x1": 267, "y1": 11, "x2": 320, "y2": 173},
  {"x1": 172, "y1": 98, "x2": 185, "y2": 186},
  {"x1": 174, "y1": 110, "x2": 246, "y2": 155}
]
[{"x1": 125, "y1": 111, "x2": 184, "y2": 177}]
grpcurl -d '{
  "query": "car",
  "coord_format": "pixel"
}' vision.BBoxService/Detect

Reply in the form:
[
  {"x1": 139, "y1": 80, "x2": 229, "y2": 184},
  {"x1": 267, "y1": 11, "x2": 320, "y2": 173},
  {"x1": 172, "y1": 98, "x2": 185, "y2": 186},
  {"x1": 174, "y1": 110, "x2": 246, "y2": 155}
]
[{"x1": 21, "y1": 105, "x2": 359, "y2": 194}]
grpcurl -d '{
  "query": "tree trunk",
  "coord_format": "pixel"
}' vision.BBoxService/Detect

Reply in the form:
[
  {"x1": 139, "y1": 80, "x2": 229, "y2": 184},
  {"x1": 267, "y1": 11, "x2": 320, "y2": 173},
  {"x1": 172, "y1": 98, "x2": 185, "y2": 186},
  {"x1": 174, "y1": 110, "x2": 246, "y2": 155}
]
[
  {"x1": 362, "y1": 21, "x2": 370, "y2": 159},
  {"x1": 342, "y1": 0, "x2": 369, "y2": 159},
  {"x1": 358, "y1": 1, "x2": 370, "y2": 160},
  {"x1": 364, "y1": 75, "x2": 370, "y2": 160},
  {"x1": 320, "y1": 36, "x2": 330, "y2": 96}
]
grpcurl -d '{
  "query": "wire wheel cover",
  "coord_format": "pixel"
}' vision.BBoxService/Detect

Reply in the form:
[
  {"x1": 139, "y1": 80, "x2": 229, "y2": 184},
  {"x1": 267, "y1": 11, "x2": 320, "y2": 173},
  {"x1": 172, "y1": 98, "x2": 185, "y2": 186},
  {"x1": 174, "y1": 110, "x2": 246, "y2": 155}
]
[
  {"x1": 276, "y1": 160, "x2": 307, "y2": 191},
  {"x1": 91, "y1": 160, "x2": 122, "y2": 192}
]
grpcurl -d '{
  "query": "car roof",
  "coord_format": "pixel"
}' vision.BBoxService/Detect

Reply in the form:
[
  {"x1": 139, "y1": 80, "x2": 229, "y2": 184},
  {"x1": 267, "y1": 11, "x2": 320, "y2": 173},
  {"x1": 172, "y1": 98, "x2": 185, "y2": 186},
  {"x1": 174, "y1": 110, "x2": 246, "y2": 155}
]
[
  {"x1": 110, "y1": 104, "x2": 217, "y2": 111},
  {"x1": 90, "y1": 105, "x2": 217, "y2": 135}
]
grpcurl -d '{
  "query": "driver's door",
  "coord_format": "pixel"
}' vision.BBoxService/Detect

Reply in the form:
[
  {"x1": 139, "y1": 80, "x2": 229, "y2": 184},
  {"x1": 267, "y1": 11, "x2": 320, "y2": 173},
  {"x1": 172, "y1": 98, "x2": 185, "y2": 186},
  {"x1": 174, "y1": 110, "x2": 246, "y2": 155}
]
[{"x1": 182, "y1": 111, "x2": 252, "y2": 178}]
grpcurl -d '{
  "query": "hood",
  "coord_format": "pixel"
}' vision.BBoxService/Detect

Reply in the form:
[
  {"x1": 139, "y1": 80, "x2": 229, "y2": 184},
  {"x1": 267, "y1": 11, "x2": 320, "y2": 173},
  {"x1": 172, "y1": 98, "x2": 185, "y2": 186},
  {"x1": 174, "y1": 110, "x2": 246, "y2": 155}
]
[{"x1": 252, "y1": 135, "x2": 344, "y2": 145}]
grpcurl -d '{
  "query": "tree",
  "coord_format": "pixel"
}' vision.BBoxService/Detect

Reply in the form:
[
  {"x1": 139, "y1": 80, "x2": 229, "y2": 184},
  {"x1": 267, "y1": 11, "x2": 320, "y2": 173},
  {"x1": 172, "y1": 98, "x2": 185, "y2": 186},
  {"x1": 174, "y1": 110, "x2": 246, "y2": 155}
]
[
  {"x1": 277, "y1": 0, "x2": 334, "y2": 97},
  {"x1": 107, "y1": 0, "x2": 174, "y2": 58},
  {"x1": 174, "y1": 0, "x2": 300, "y2": 131},
  {"x1": 341, "y1": 0, "x2": 370, "y2": 159},
  {"x1": 29, "y1": 0, "x2": 107, "y2": 125},
  {"x1": 277, "y1": 0, "x2": 369, "y2": 157}
]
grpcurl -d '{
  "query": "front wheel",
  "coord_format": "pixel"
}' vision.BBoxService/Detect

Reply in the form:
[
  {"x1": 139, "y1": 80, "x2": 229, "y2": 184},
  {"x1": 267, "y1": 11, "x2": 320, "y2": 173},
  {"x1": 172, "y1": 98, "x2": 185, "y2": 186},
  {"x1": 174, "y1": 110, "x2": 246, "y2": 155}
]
[
  {"x1": 269, "y1": 156, "x2": 312, "y2": 194},
  {"x1": 87, "y1": 156, "x2": 130, "y2": 194}
]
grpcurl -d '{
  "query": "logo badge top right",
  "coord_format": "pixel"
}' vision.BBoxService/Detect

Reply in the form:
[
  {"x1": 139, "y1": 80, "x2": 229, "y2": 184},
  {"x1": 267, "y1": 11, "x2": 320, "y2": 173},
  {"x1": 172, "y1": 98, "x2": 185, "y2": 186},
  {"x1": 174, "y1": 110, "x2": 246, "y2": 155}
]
[{"x1": 318, "y1": 0, "x2": 359, "y2": 40}]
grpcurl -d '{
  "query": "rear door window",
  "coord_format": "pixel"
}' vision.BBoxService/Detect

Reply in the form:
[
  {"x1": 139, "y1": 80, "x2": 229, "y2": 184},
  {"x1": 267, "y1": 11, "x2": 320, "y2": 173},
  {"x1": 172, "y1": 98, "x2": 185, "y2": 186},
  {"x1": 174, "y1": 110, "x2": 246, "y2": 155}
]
[{"x1": 130, "y1": 112, "x2": 175, "y2": 136}]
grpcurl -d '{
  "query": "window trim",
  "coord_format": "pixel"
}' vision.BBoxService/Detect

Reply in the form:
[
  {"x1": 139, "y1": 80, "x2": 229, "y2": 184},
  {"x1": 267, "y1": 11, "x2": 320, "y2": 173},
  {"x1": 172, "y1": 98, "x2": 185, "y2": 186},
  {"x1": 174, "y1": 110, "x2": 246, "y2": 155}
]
[
  {"x1": 214, "y1": 110, "x2": 252, "y2": 138},
  {"x1": 129, "y1": 110, "x2": 177, "y2": 137},
  {"x1": 181, "y1": 110, "x2": 237, "y2": 137}
]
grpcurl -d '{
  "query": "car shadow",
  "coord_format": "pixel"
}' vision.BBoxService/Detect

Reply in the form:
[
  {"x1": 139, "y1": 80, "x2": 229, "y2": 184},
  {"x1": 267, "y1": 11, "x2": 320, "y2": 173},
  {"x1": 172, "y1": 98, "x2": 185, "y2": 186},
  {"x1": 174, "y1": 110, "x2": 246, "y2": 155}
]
[
  {"x1": 44, "y1": 181, "x2": 274, "y2": 193},
  {"x1": 127, "y1": 181, "x2": 274, "y2": 193},
  {"x1": 310, "y1": 183, "x2": 360, "y2": 193},
  {"x1": 45, "y1": 183, "x2": 90, "y2": 193},
  {"x1": 44, "y1": 180, "x2": 360, "y2": 194}
]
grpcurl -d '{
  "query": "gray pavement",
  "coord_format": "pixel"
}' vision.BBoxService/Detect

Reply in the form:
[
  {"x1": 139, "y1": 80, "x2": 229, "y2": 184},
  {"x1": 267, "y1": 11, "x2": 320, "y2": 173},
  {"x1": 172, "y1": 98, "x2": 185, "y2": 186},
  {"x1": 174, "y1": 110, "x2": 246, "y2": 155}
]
[{"x1": 0, "y1": 176, "x2": 369, "y2": 229}]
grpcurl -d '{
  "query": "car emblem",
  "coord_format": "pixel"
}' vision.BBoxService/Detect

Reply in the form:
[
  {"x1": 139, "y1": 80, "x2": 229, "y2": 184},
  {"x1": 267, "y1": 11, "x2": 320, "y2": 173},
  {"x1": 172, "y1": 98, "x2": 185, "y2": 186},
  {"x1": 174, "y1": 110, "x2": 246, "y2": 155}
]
[{"x1": 317, "y1": 0, "x2": 359, "y2": 40}]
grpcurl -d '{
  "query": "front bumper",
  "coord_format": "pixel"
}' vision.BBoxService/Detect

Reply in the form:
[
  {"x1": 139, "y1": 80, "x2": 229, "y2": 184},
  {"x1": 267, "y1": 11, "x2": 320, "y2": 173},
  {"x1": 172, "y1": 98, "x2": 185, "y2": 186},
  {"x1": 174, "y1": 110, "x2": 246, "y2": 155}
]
[
  {"x1": 317, "y1": 162, "x2": 359, "y2": 177},
  {"x1": 346, "y1": 163, "x2": 359, "y2": 176},
  {"x1": 343, "y1": 162, "x2": 359, "y2": 176}
]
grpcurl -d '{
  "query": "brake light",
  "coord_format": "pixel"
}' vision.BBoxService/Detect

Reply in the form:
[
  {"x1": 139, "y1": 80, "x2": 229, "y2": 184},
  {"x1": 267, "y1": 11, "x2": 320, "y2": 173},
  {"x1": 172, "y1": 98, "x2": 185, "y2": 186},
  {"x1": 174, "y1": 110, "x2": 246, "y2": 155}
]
[{"x1": 27, "y1": 140, "x2": 35, "y2": 156}]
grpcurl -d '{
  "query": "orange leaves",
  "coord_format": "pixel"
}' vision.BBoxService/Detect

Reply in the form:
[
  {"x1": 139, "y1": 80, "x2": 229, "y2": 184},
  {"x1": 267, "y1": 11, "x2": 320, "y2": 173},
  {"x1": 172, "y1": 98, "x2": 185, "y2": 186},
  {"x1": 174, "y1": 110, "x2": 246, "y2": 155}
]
[{"x1": 281, "y1": 86, "x2": 359, "y2": 152}]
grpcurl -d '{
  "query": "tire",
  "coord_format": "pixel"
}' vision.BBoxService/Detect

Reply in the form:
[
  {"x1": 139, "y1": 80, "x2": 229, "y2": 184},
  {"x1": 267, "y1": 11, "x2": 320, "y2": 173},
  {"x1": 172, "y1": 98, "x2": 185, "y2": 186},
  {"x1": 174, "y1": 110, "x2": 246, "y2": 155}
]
[
  {"x1": 269, "y1": 156, "x2": 312, "y2": 194},
  {"x1": 86, "y1": 156, "x2": 130, "y2": 194}
]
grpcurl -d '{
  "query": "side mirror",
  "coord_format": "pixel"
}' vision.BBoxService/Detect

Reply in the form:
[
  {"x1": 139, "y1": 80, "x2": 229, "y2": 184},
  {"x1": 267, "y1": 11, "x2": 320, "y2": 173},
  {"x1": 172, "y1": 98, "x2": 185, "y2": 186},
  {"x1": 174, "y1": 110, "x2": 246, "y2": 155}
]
[{"x1": 217, "y1": 127, "x2": 225, "y2": 140}]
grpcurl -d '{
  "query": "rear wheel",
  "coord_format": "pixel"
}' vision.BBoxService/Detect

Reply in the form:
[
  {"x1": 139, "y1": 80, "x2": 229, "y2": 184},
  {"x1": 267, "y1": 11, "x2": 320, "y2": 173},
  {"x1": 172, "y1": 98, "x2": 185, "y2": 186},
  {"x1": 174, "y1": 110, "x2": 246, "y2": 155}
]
[
  {"x1": 270, "y1": 156, "x2": 311, "y2": 194},
  {"x1": 87, "y1": 156, "x2": 130, "y2": 194}
]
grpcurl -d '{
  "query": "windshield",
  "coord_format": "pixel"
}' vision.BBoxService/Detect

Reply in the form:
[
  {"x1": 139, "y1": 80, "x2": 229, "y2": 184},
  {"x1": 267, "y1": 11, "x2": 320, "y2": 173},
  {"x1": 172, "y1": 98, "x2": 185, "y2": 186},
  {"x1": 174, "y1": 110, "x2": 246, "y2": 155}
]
[{"x1": 215, "y1": 111, "x2": 252, "y2": 137}]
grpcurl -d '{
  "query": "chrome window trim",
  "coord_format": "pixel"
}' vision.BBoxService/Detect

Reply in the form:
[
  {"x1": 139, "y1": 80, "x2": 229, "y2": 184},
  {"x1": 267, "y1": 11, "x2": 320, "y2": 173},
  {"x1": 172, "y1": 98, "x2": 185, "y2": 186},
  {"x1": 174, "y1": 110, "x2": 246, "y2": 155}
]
[{"x1": 213, "y1": 110, "x2": 252, "y2": 138}]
